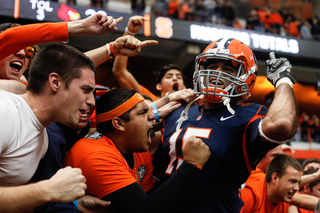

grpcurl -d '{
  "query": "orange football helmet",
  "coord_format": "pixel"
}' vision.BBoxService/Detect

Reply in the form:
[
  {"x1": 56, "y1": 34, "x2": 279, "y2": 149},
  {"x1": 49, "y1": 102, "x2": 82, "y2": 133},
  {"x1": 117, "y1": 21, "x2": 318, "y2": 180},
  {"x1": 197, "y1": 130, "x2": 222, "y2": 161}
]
[{"x1": 193, "y1": 38, "x2": 258, "y2": 104}]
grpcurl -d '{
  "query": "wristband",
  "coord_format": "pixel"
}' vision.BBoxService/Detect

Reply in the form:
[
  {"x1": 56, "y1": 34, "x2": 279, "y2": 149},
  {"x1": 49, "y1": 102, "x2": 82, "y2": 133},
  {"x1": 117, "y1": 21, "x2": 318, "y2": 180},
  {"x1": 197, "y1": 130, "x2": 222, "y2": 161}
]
[
  {"x1": 152, "y1": 103, "x2": 160, "y2": 122},
  {"x1": 73, "y1": 200, "x2": 78, "y2": 209},
  {"x1": 276, "y1": 77, "x2": 293, "y2": 88},
  {"x1": 165, "y1": 92, "x2": 171, "y2": 103},
  {"x1": 185, "y1": 160, "x2": 203, "y2": 170},
  {"x1": 106, "y1": 42, "x2": 114, "y2": 59},
  {"x1": 125, "y1": 27, "x2": 136, "y2": 36}
]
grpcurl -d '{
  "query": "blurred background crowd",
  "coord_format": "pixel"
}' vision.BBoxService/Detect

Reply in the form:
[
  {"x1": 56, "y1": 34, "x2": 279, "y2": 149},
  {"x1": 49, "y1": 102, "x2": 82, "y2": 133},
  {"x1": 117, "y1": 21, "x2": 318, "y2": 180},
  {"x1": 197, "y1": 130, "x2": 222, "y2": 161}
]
[{"x1": 53, "y1": 0, "x2": 319, "y2": 40}]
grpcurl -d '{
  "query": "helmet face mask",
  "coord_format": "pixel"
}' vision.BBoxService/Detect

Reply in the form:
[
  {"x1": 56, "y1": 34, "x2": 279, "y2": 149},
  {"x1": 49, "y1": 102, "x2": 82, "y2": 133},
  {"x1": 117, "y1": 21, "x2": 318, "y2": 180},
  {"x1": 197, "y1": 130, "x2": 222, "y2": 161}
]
[{"x1": 193, "y1": 38, "x2": 258, "y2": 104}]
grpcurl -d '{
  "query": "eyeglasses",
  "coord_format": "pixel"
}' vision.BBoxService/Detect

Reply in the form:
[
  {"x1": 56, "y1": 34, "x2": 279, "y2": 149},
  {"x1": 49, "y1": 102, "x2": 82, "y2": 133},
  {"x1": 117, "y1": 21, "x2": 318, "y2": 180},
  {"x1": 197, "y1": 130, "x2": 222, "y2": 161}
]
[{"x1": 24, "y1": 46, "x2": 37, "y2": 59}]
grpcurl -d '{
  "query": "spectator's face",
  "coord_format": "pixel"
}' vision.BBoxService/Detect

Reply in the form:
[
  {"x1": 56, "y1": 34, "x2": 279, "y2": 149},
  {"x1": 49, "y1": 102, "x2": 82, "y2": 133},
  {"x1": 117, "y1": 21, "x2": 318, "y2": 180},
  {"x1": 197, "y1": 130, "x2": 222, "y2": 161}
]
[
  {"x1": 304, "y1": 162, "x2": 320, "y2": 171},
  {"x1": 157, "y1": 69, "x2": 185, "y2": 95},
  {"x1": 310, "y1": 183, "x2": 320, "y2": 197},
  {"x1": 0, "y1": 49, "x2": 30, "y2": 80},
  {"x1": 56, "y1": 67, "x2": 95, "y2": 128},
  {"x1": 123, "y1": 101, "x2": 155, "y2": 153},
  {"x1": 275, "y1": 166, "x2": 301, "y2": 203}
]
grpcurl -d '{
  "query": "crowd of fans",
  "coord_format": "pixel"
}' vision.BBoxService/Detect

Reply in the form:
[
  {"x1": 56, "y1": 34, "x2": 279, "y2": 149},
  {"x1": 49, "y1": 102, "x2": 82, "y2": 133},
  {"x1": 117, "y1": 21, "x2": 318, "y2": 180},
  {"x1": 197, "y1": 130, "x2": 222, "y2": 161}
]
[
  {"x1": 151, "y1": 0, "x2": 320, "y2": 40},
  {"x1": 52, "y1": 0, "x2": 320, "y2": 40},
  {"x1": 245, "y1": 5, "x2": 320, "y2": 40},
  {"x1": 1, "y1": 7, "x2": 320, "y2": 212},
  {"x1": 296, "y1": 112, "x2": 320, "y2": 143},
  {"x1": 152, "y1": 0, "x2": 239, "y2": 26}
]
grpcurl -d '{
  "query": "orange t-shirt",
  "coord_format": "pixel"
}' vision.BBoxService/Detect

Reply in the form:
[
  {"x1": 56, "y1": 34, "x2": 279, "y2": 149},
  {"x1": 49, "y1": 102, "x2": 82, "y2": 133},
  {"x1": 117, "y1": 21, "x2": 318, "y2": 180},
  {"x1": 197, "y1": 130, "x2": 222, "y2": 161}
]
[
  {"x1": 240, "y1": 169, "x2": 290, "y2": 213},
  {"x1": 289, "y1": 22, "x2": 300, "y2": 37},
  {"x1": 256, "y1": 10, "x2": 269, "y2": 26},
  {"x1": 140, "y1": 85, "x2": 159, "y2": 101},
  {"x1": 0, "y1": 22, "x2": 68, "y2": 60},
  {"x1": 298, "y1": 207, "x2": 314, "y2": 213},
  {"x1": 268, "y1": 13, "x2": 284, "y2": 25},
  {"x1": 64, "y1": 134, "x2": 155, "y2": 198}
]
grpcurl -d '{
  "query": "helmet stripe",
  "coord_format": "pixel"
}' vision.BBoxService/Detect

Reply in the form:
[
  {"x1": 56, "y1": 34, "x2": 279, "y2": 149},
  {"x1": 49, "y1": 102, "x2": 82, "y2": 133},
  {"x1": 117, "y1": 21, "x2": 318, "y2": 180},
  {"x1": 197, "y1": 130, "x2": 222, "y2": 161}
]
[
  {"x1": 213, "y1": 38, "x2": 223, "y2": 49},
  {"x1": 215, "y1": 38, "x2": 234, "y2": 50},
  {"x1": 223, "y1": 38, "x2": 235, "y2": 49}
]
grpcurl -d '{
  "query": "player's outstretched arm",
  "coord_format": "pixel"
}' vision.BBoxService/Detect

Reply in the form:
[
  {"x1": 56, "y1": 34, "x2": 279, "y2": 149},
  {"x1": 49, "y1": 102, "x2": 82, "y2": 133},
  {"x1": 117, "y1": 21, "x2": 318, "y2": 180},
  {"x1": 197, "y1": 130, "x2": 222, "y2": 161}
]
[
  {"x1": 68, "y1": 12, "x2": 123, "y2": 36},
  {"x1": 260, "y1": 52, "x2": 298, "y2": 143},
  {"x1": 0, "y1": 14, "x2": 122, "y2": 61},
  {"x1": 112, "y1": 16, "x2": 149, "y2": 92},
  {"x1": 85, "y1": 35, "x2": 157, "y2": 67},
  {"x1": 0, "y1": 167, "x2": 86, "y2": 213}
]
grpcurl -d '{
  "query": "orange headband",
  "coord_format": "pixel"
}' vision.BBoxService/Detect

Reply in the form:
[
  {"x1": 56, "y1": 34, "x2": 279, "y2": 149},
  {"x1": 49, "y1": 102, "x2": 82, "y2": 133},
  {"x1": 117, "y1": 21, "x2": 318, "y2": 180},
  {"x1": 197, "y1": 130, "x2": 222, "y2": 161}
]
[{"x1": 96, "y1": 93, "x2": 144, "y2": 123}]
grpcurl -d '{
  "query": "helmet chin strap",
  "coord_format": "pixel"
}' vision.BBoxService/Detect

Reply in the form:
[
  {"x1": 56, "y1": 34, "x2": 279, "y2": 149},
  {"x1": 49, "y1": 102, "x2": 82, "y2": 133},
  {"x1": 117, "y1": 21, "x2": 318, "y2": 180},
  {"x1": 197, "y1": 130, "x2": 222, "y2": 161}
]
[
  {"x1": 176, "y1": 95, "x2": 204, "y2": 131},
  {"x1": 219, "y1": 83, "x2": 235, "y2": 115},
  {"x1": 175, "y1": 83, "x2": 236, "y2": 131},
  {"x1": 222, "y1": 97, "x2": 235, "y2": 115}
]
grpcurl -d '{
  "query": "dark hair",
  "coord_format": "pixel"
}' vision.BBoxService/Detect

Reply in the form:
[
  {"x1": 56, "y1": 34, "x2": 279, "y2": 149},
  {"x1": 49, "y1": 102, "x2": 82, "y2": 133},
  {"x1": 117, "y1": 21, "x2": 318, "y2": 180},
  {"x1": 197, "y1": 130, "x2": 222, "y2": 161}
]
[
  {"x1": 156, "y1": 64, "x2": 183, "y2": 83},
  {"x1": 96, "y1": 88, "x2": 137, "y2": 134},
  {"x1": 0, "y1": 23, "x2": 20, "y2": 32},
  {"x1": 266, "y1": 154, "x2": 303, "y2": 183},
  {"x1": 140, "y1": 93, "x2": 153, "y2": 102},
  {"x1": 302, "y1": 158, "x2": 320, "y2": 170},
  {"x1": 26, "y1": 43, "x2": 96, "y2": 94}
]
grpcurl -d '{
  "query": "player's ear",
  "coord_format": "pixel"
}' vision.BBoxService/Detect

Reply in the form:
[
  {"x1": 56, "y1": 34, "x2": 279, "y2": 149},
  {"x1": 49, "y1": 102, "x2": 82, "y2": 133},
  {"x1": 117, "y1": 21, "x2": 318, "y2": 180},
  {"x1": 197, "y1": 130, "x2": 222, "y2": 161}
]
[
  {"x1": 112, "y1": 117, "x2": 125, "y2": 132},
  {"x1": 48, "y1": 72, "x2": 61, "y2": 92},
  {"x1": 156, "y1": 83, "x2": 162, "y2": 91},
  {"x1": 271, "y1": 172, "x2": 279, "y2": 184}
]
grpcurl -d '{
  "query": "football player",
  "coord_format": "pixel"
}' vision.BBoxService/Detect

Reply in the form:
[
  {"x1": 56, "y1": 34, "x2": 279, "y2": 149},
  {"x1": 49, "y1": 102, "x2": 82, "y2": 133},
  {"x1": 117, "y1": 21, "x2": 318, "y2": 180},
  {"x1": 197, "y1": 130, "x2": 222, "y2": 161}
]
[{"x1": 159, "y1": 37, "x2": 299, "y2": 212}]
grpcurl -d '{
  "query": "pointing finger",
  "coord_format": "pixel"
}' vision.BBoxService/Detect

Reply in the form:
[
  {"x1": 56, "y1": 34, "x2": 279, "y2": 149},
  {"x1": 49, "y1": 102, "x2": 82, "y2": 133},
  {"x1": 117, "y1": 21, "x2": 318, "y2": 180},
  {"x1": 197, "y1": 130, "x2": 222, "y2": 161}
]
[
  {"x1": 115, "y1": 17, "x2": 123, "y2": 24},
  {"x1": 269, "y1": 52, "x2": 276, "y2": 60},
  {"x1": 140, "y1": 40, "x2": 159, "y2": 48}
]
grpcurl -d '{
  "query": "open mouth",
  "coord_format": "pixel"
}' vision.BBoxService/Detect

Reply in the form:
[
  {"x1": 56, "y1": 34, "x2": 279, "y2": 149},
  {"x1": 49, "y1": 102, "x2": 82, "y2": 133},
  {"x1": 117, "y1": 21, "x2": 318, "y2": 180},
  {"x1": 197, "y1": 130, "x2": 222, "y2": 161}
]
[
  {"x1": 209, "y1": 78, "x2": 223, "y2": 87},
  {"x1": 10, "y1": 61, "x2": 23, "y2": 73},
  {"x1": 173, "y1": 83, "x2": 179, "y2": 91},
  {"x1": 147, "y1": 126, "x2": 155, "y2": 143},
  {"x1": 80, "y1": 110, "x2": 89, "y2": 118}
]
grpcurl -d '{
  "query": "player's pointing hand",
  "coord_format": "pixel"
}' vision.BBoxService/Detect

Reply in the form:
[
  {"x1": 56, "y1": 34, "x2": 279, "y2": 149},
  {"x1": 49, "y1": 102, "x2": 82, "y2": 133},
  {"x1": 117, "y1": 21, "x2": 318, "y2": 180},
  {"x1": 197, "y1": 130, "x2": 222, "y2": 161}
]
[{"x1": 113, "y1": 35, "x2": 158, "y2": 57}]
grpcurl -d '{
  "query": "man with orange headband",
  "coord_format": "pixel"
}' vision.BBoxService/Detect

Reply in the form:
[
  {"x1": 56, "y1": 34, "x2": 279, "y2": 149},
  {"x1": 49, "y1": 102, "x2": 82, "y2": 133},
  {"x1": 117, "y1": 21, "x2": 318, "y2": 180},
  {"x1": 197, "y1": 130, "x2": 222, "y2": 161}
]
[
  {"x1": 29, "y1": 32, "x2": 159, "y2": 213},
  {"x1": 64, "y1": 88, "x2": 210, "y2": 213}
]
